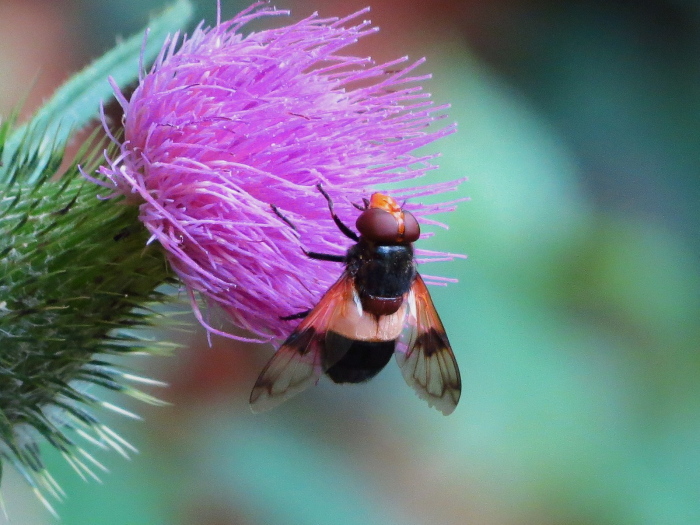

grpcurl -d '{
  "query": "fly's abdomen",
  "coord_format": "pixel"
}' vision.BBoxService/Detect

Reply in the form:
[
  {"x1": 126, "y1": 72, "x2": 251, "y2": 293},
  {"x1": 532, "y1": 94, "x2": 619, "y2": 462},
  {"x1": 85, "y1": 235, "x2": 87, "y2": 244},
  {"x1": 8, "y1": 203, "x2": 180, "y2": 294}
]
[{"x1": 324, "y1": 331, "x2": 395, "y2": 383}]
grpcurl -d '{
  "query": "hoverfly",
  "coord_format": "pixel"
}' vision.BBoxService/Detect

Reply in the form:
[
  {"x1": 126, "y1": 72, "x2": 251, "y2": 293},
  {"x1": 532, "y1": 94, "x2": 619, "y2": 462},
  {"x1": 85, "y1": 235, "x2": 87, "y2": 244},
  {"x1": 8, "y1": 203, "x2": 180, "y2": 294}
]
[{"x1": 249, "y1": 186, "x2": 461, "y2": 415}]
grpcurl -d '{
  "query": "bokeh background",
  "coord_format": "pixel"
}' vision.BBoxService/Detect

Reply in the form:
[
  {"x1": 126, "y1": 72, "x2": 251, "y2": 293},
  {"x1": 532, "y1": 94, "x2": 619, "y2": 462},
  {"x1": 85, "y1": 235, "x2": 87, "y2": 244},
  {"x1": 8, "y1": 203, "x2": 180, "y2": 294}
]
[{"x1": 1, "y1": 0, "x2": 699, "y2": 523}]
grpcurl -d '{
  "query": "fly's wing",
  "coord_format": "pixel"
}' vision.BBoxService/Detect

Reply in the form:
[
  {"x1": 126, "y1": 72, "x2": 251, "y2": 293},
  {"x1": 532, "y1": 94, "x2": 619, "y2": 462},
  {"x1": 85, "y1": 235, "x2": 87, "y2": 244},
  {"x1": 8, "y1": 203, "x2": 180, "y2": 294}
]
[
  {"x1": 395, "y1": 274, "x2": 461, "y2": 415},
  {"x1": 249, "y1": 274, "x2": 354, "y2": 413}
]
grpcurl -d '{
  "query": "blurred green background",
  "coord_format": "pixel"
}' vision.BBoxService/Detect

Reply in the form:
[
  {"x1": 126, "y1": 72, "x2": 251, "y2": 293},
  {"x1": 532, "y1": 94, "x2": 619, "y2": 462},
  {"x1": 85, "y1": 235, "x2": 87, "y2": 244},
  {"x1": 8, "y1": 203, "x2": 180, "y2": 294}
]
[{"x1": 1, "y1": 0, "x2": 699, "y2": 523}]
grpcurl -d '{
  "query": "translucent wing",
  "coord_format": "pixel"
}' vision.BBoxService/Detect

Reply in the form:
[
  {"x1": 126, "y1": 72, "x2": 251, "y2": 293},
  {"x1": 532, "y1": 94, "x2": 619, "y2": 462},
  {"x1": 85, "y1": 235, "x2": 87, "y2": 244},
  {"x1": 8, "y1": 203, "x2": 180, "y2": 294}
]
[
  {"x1": 395, "y1": 274, "x2": 461, "y2": 415},
  {"x1": 249, "y1": 274, "x2": 354, "y2": 413}
]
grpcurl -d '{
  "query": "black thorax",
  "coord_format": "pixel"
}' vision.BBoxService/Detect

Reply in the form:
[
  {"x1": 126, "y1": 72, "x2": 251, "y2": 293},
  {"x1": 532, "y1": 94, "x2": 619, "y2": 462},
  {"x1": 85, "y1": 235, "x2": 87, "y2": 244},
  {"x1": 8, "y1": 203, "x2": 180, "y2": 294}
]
[{"x1": 346, "y1": 239, "x2": 416, "y2": 299}]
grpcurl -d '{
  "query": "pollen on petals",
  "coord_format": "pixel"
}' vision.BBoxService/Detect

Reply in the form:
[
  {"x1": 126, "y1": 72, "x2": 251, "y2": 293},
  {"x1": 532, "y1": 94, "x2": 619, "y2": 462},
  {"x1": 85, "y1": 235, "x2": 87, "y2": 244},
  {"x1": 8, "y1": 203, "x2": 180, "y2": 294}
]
[{"x1": 97, "y1": 3, "x2": 463, "y2": 340}]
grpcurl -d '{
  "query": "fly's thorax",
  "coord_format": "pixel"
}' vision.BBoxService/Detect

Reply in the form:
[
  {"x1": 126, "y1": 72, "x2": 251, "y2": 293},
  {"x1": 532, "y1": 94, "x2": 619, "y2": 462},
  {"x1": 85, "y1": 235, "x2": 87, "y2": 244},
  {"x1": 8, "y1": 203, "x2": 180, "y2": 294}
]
[{"x1": 348, "y1": 238, "x2": 416, "y2": 300}]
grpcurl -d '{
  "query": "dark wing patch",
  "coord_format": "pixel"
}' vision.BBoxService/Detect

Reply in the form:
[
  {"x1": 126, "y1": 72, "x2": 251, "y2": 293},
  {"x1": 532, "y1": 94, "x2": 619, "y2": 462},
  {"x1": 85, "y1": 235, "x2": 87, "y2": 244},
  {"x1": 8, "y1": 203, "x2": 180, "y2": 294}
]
[
  {"x1": 395, "y1": 274, "x2": 461, "y2": 415},
  {"x1": 249, "y1": 274, "x2": 353, "y2": 412}
]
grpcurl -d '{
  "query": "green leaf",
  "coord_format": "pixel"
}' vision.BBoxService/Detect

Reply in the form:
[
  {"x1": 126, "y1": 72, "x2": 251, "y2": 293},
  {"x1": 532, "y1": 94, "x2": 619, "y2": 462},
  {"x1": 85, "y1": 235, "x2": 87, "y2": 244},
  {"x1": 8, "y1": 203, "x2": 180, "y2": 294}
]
[{"x1": 1, "y1": 0, "x2": 194, "y2": 185}]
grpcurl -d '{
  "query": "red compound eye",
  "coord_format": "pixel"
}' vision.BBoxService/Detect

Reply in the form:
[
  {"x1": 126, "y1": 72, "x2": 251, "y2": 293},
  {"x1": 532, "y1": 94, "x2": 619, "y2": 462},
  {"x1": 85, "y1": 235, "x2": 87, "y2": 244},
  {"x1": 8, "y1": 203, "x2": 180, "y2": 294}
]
[
  {"x1": 402, "y1": 210, "x2": 420, "y2": 243},
  {"x1": 356, "y1": 208, "x2": 421, "y2": 243},
  {"x1": 356, "y1": 208, "x2": 396, "y2": 242}
]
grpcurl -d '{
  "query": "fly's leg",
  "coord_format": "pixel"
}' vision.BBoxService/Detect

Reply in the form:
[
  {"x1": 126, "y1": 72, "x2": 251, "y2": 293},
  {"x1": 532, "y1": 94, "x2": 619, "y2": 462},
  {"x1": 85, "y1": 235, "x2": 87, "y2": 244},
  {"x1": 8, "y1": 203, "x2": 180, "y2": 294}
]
[
  {"x1": 316, "y1": 184, "x2": 360, "y2": 242},
  {"x1": 280, "y1": 310, "x2": 311, "y2": 321},
  {"x1": 270, "y1": 204, "x2": 345, "y2": 263}
]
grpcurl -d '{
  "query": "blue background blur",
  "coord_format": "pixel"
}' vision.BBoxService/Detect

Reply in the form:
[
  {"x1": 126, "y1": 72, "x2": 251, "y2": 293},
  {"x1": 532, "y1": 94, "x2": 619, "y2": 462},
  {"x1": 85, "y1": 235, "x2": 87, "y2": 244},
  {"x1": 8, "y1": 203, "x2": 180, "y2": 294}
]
[{"x1": 1, "y1": 0, "x2": 699, "y2": 523}]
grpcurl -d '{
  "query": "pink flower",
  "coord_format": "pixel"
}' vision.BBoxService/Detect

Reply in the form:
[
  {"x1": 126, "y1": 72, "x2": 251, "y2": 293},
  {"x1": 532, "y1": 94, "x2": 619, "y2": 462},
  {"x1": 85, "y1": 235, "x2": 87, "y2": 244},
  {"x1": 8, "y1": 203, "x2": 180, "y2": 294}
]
[{"x1": 97, "y1": 2, "x2": 463, "y2": 341}]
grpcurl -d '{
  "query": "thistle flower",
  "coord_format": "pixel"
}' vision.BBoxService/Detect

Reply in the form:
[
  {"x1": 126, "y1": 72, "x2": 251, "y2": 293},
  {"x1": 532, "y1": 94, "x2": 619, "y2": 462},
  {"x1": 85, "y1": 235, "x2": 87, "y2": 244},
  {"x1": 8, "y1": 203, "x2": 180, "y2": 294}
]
[{"x1": 97, "y1": 2, "x2": 463, "y2": 341}]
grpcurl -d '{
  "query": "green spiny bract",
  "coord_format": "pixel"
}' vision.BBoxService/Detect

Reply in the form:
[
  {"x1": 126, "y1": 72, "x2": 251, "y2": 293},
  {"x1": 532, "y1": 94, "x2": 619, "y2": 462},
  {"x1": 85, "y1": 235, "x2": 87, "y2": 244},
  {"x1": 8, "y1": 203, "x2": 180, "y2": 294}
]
[
  {"x1": 0, "y1": 123, "x2": 173, "y2": 510},
  {"x1": 0, "y1": 0, "x2": 193, "y2": 511}
]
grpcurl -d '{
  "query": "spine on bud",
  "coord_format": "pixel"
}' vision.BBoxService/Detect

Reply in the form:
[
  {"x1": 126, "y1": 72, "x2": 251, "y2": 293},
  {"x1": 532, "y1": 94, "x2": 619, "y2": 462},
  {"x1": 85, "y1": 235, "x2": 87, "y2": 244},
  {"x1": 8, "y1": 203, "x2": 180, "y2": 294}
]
[{"x1": 0, "y1": 139, "x2": 172, "y2": 506}]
